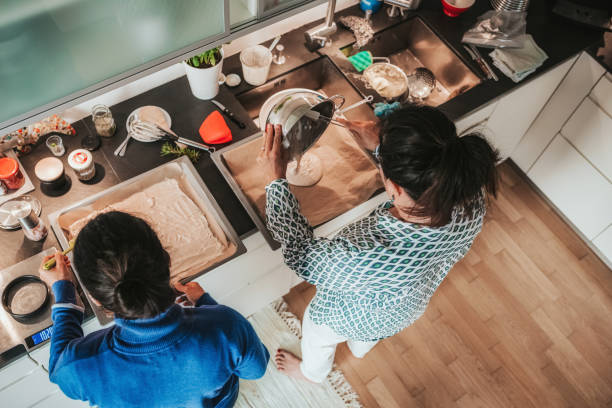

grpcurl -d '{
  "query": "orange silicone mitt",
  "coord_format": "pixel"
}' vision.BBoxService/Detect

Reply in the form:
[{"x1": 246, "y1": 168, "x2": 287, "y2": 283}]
[{"x1": 199, "y1": 111, "x2": 232, "y2": 145}]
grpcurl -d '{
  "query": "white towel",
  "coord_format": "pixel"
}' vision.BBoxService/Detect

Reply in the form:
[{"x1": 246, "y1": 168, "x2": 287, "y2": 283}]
[{"x1": 490, "y1": 35, "x2": 548, "y2": 82}]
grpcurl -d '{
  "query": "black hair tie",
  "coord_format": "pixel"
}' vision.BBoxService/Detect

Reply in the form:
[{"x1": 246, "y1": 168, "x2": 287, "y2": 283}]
[{"x1": 2, "y1": 275, "x2": 50, "y2": 323}]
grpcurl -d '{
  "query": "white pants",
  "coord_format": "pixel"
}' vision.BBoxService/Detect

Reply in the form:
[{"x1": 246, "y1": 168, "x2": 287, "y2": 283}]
[{"x1": 300, "y1": 304, "x2": 378, "y2": 383}]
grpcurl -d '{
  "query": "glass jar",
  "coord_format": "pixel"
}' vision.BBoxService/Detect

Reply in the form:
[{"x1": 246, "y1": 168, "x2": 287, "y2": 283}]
[
  {"x1": 0, "y1": 157, "x2": 25, "y2": 190},
  {"x1": 68, "y1": 149, "x2": 96, "y2": 181},
  {"x1": 91, "y1": 104, "x2": 116, "y2": 137}
]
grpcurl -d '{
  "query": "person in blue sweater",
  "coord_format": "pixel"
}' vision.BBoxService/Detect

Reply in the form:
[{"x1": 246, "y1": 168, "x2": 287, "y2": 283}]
[{"x1": 39, "y1": 211, "x2": 270, "y2": 408}]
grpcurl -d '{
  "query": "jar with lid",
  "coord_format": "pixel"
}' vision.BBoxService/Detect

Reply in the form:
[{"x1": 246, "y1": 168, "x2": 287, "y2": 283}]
[
  {"x1": 0, "y1": 157, "x2": 25, "y2": 190},
  {"x1": 11, "y1": 200, "x2": 48, "y2": 241},
  {"x1": 68, "y1": 149, "x2": 96, "y2": 181},
  {"x1": 91, "y1": 104, "x2": 116, "y2": 137}
]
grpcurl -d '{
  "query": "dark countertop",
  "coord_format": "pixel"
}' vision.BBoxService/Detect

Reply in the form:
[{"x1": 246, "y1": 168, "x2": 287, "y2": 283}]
[{"x1": 0, "y1": 0, "x2": 605, "y2": 362}]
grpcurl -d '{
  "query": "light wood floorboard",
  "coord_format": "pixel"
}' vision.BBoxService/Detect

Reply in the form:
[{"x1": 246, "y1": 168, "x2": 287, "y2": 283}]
[{"x1": 283, "y1": 161, "x2": 612, "y2": 408}]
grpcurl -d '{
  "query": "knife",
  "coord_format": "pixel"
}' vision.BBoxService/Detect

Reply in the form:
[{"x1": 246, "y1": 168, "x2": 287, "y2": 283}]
[
  {"x1": 463, "y1": 45, "x2": 499, "y2": 82},
  {"x1": 211, "y1": 100, "x2": 246, "y2": 129}
]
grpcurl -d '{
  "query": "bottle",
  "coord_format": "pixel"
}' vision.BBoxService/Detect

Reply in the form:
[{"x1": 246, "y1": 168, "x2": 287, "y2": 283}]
[
  {"x1": 12, "y1": 201, "x2": 48, "y2": 241},
  {"x1": 360, "y1": 0, "x2": 383, "y2": 19}
]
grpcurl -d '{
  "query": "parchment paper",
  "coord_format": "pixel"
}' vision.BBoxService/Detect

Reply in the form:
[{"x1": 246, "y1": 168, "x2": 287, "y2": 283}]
[
  {"x1": 222, "y1": 124, "x2": 383, "y2": 226},
  {"x1": 57, "y1": 164, "x2": 236, "y2": 284}
]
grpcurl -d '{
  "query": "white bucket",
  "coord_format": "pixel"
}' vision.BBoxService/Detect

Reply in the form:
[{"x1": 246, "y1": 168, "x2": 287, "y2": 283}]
[
  {"x1": 240, "y1": 45, "x2": 273, "y2": 86},
  {"x1": 184, "y1": 49, "x2": 224, "y2": 100}
]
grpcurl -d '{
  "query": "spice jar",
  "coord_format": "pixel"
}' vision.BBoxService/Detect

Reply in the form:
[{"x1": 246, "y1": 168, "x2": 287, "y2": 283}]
[
  {"x1": 0, "y1": 157, "x2": 25, "y2": 190},
  {"x1": 11, "y1": 201, "x2": 48, "y2": 241},
  {"x1": 92, "y1": 104, "x2": 116, "y2": 137},
  {"x1": 68, "y1": 149, "x2": 96, "y2": 181}
]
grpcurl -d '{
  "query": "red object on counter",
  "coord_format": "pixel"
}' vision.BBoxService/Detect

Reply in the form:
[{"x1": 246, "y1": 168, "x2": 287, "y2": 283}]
[
  {"x1": 0, "y1": 157, "x2": 25, "y2": 190},
  {"x1": 441, "y1": 0, "x2": 475, "y2": 17},
  {"x1": 199, "y1": 111, "x2": 232, "y2": 145}
]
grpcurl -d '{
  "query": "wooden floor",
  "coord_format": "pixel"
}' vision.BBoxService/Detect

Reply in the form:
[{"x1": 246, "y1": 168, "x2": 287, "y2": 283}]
[{"x1": 283, "y1": 161, "x2": 612, "y2": 408}]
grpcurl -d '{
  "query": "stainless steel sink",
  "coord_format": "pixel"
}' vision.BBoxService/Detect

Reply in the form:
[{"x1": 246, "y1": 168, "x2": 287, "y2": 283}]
[
  {"x1": 235, "y1": 56, "x2": 376, "y2": 122},
  {"x1": 329, "y1": 16, "x2": 481, "y2": 106}
]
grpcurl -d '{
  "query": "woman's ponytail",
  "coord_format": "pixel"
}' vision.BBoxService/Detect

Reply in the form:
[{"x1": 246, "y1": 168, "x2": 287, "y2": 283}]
[{"x1": 379, "y1": 105, "x2": 499, "y2": 227}]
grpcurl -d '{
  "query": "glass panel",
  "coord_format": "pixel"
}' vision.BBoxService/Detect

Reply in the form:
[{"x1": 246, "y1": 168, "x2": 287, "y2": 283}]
[
  {"x1": 230, "y1": 0, "x2": 257, "y2": 27},
  {"x1": 262, "y1": 0, "x2": 312, "y2": 16},
  {"x1": 0, "y1": 0, "x2": 226, "y2": 127}
]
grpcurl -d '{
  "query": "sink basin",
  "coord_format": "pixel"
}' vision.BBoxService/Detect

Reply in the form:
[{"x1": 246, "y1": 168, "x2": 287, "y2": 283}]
[
  {"x1": 235, "y1": 56, "x2": 376, "y2": 122},
  {"x1": 329, "y1": 16, "x2": 481, "y2": 106}
]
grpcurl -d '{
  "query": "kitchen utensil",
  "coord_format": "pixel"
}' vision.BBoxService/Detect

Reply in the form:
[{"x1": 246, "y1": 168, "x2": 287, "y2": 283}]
[
  {"x1": 114, "y1": 132, "x2": 134, "y2": 157},
  {"x1": 0, "y1": 196, "x2": 42, "y2": 230},
  {"x1": 199, "y1": 111, "x2": 233, "y2": 145},
  {"x1": 131, "y1": 120, "x2": 216, "y2": 153},
  {"x1": 464, "y1": 45, "x2": 499, "y2": 81},
  {"x1": 490, "y1": 0, "x2": 529, "y2": 12},
  {"x1": 211, "y1": 99, "x2": 246, "y2": 129},
  {"x1": 303, "y1": 94, "x2": 374, "y2": 126},
  {"x1": 258, "y1": 89, "x2": 327, "y2": 130},
  {"x1": 43, "y1": 239, "x2": 76, "y2": 270},
  {"x1": 441, "y1": 0, "x2": 476, "y2": 17},
  {"x1": 125, "y1": 106, "x2": 172, "y2": 142},
  {"x1": 268, "y1": 36, "x2": 281, "y2": 52},
  {"x1": 407, "y1": 67, "x2": 436, "y2": 100},
  {"x1": 240, "y1": 45, "x2": 273, "y2": 86},
  {"x1": 2, "y1": 275, "x2": 50, "y2": 323},
  {"x1": 337, "y1": 95, "x2": 374, "y2": 114},
  {"x1": 362, "y1": 61, "x2": 409, "y2": 100}
]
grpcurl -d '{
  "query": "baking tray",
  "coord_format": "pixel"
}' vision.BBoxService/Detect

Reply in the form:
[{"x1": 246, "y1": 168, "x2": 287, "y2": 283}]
[
  {"x1": 48, "y1": 156, "x2": 246, "y2": 325},
  {"x1": 211, "y1": 130, "x2": 382, "y2": 250},
  {"x1": 211, "y1": 131, "x2": 280, "y2": 249}
]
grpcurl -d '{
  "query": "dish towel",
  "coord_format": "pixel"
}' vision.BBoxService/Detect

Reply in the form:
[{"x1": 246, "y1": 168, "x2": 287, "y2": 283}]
[{"x1": 489, "y1": 35, "x2": 548, "y2": 83}]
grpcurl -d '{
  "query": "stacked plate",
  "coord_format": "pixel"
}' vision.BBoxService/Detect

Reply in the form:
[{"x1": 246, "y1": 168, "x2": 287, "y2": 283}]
[{"x1": 490, "y1": 0, "x2": 529, "y2": 12}]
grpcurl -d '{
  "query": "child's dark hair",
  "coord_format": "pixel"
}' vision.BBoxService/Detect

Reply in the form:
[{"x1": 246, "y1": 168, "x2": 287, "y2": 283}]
[
  {"x1": 378, "y1": 105, "x2": 499, "y2": 227},
  {"x1": 73, "y1": 211, "x2": 175, "y2": 319}
]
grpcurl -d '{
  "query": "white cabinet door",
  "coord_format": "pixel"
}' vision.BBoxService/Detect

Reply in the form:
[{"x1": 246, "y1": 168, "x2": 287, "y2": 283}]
[
  {"x1": 511, "y1": 53, "x2": 605, "y2": 171},
  {"x1": 562, "y1": 97, "x2": 612, "y2": 180},
  {"x1": 454, "y1": 101, "x2": 498, "y2": 136},
  {"x1": 528, "y1": 135, "x2": 612, "y2": 240},
  {"x1": 487, "y1": 56, "x2": 577, "y2": 161},
  {"x1": 590, "y1": 73, "x2": 612, "y2": 116},
  {"x1": 593, "y1": 225, "x2": 612, "y2": 267}
]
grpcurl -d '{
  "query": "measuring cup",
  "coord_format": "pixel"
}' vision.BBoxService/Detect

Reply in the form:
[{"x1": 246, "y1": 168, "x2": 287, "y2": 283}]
[{"x1": 240, "y1": 45, "x2": 273, "y2": 86}]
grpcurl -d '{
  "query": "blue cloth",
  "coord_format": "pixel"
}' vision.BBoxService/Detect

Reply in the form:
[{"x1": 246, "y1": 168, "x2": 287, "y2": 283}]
[{"x1": 49, "y1": 281, "x2": 269, "y2": 408}]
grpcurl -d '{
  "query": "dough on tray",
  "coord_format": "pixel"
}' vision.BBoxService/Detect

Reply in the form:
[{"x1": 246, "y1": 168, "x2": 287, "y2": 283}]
[
  {"x1": 286, "y1": 152, "x2": 323, "y2": 187},
  {"x1": 67, "y1": 178, "x2": 226, "y2": 282}
]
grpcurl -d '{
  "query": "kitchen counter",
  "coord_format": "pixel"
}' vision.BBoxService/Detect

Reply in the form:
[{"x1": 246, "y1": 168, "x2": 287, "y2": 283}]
[{"x1": 0, "y1": 0, "x2": 606, "y2": 373}]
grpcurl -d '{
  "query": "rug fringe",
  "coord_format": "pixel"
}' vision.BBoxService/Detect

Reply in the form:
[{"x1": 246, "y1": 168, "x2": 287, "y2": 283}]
[{"x1": 272, "y1": 299, "x2": 364, "y2": 408}]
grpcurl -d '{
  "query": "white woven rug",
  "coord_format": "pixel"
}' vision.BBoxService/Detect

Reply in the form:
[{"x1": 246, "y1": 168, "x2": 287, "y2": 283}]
[{"x1": 236, "y1": 300, "x2": 362, "y2": 408}]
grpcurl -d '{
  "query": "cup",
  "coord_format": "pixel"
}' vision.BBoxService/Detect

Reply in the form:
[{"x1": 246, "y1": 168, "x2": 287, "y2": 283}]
[
  {"x1": 240, "y1": 45, "x2": 273, "y2": 86},
  {"x1": 45, "y1": 134, "x2": 65, "y2": 156},
  {"x1": 441, "y1": 0, "x2": 475, "y2": 17}
]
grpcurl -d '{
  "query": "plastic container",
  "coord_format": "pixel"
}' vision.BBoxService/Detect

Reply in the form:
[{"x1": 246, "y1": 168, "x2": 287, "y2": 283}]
[
  {"x1": 441, "y1": 0, "x2": 475, "y2": 17},
  {"x1": 68, "y1": 149, "x2": 96, "y2": 181},
  {"x1": 240, "y1": 45, "x2": 273, "y2": 86},
  {"x1": 0, "y1": 157, "x2": 25, "y2": 190}
]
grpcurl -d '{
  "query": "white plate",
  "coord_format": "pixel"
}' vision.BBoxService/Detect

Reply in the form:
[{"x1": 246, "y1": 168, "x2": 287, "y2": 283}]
[{"x1": 125, "y1": 106, "x2": 172, "y2": 143}]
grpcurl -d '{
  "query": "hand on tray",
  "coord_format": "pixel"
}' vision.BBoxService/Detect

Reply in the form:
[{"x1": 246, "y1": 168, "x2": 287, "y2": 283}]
[
  {"x1": 174, "y1": 281, "x2": 206, "y2": 306},
  {"x1": 257, "y1": 124, "x2": 289, "y2": 185}
]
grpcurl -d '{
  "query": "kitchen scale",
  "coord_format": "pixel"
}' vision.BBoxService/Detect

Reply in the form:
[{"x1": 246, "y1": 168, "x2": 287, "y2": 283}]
[{"x1": 0, "y1": 248, "x2": 79, "y2": 369}]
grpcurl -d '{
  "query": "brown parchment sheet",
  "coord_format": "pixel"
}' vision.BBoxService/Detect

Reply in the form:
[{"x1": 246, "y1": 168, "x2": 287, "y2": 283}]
[
  {"x1": 57, "y1": 163, "x2": 236, "y2": 284},
  {"x1": 222, "y1": 124, "x2": 383, "y2": 226}
]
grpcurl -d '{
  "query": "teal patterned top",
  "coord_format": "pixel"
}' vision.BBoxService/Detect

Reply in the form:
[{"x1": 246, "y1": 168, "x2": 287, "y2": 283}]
[{"x1": 265, "y1": 179, "x2": 485, "y2": 341}]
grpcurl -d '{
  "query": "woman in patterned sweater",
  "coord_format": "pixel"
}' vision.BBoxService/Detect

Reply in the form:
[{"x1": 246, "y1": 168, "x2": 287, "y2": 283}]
[{"x1": 258, "y1": 105, "x2": 499, "y2": 383}]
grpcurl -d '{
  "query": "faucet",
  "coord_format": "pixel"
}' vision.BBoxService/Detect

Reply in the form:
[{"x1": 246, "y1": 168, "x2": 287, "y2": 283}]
[{"x1": 304, "y1": 0, "x2": 337, "y2": 50}]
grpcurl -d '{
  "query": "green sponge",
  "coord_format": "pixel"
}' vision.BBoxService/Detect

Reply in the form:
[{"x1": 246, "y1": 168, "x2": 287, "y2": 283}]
[{"x1": 347, "y1": 51, "x2": 373, "y2": 72}]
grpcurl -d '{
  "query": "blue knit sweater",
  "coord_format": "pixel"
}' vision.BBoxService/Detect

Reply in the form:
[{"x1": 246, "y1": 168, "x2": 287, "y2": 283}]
[{"x1": 49, "y1": 280, "x2": 270, "y2": 408}]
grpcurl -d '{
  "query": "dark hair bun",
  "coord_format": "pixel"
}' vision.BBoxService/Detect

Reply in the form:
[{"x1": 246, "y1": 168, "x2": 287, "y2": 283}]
[
  {"x1": 380, "y1": 105, "x2": 499, "y2": 226},
  {"x1": 74, "y1": 211, "x2": 175, "y2": 319}
]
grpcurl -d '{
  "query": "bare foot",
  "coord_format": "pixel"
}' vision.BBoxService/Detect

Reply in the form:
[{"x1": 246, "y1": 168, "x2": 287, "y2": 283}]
[{"x1": 274, "y1": 349, "x2": 316, "y2": 383}]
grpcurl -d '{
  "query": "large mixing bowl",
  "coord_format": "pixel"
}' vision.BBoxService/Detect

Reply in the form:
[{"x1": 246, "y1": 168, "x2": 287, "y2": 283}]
[{"x1": 260, "y1": 89, "x2": 345, "y2": 160}]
